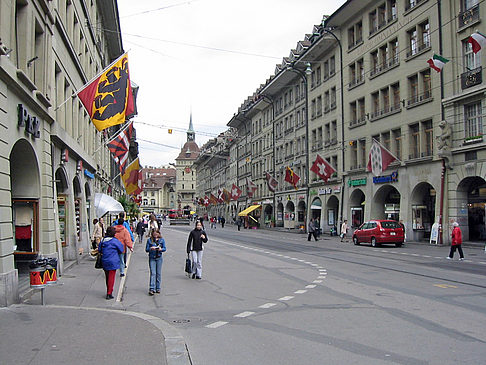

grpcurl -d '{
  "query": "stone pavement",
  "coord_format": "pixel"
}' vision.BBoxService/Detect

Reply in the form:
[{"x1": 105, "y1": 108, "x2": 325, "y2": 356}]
[{"x1": 1, "y1": 241, "x2": 191, "y2": 365}]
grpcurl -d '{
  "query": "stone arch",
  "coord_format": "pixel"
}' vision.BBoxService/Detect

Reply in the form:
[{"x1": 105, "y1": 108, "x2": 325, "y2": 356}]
[
  {"x1": 371, "y1": 185, "x2": 401, "y2": 220},
  {"x1": 10, "y1": 139, "x2": 40, "y2": 199}
]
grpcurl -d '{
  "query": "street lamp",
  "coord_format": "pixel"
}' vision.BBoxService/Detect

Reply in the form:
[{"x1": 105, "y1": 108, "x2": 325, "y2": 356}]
[
  {"x1": 322, "y1": 26, "x2": 345, "y2": 227},
  {"x1": 286, "y1": 62, "x2": 312, "y2": 225}
]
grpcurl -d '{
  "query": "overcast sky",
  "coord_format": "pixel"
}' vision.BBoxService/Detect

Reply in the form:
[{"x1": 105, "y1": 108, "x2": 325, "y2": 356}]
[{"x1": 117, "y1": 0, "x2": 346, "y2": 167}]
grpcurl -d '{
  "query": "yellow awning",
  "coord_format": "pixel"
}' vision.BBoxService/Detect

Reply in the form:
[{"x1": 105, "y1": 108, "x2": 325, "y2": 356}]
[{"x1": 238, "y1": 205, "x2": 261, "y2": 216}]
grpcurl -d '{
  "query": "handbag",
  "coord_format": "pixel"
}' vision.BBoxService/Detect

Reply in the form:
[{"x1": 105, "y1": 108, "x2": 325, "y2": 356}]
[{"x1": 185, "y1": 255, "x2": 192, "y2": 274}]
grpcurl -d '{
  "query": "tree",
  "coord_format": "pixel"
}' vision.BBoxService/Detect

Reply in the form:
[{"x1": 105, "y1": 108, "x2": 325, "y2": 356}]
[{"x1": 118, "y1": 195, "x2": 140, "y2": 217}]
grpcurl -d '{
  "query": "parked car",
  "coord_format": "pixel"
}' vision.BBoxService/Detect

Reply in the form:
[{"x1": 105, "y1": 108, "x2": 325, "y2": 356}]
[{"x1": 352, "y1": 220, "x2": 404, "y2": 247}]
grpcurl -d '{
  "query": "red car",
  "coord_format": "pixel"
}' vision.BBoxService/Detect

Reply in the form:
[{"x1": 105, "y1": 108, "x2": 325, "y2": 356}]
[{"x1": 352, "y1": 220, "x2": 404, "y2": 247}]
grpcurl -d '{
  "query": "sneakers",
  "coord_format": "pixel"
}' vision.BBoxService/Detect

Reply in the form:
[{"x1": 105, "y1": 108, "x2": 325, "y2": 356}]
[
  {"x1": 446, "y1": 257, "x2": 451, "y2": 260},
  {"x1": 459, "y1": 258, "x2": 465, "y2": 261},
  {"x1": 106, "y1": 294, "x2": 114, "y2": 300},
  {"x1": 195, "y1": 276, "x2": 201, "y2": 280},
  {"x1": 192, "y1": 273, "x2": 196, "y2": 279},
  {"x1": 120, "y1": 273, "x2": 125, "y2": 277},
  {"x1": 148, "y1": 290, "x2": 154, "y2": 296},
  {"x1": 155, "y1": 290, "x2": 161, "y2": 294}
]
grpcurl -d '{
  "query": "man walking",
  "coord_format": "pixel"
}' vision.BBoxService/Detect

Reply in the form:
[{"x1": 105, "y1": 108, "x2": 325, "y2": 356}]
[
  {"x1": 340, "y1": 219, "x2": 349, "y2": 242},
  {"x1": 307, "y1": 218, "x2": 318, "y2": 241}
]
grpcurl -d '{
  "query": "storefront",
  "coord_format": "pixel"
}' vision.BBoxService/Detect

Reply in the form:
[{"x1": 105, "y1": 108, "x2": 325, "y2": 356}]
[
  {"x1": 348, "y1": 178, "x2": 367, "y2": 228},
  {"x1": 455, "y1": 176, "x2": 486, "y2": 241},
  {"x1": 410, "y1": 182, "x2": 436, "y2": 241},
  {"x1": 371, "y1": 172, "x2": 401, "y2": 221}
]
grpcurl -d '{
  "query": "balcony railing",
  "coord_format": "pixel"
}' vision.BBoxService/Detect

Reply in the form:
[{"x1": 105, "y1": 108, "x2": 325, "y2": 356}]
[
  {"x1": 459, "y1": 4, "x2": 479, "y2": 28},
  {"x1": 348, "y1": 76, "x2": 364, "y2": 89},
  {"x1": 370, "y1": 56, "x2": 399, "y2": 78},
  {"x1": 405, "y1": 0, "x2": 426, "y2": 12},
  {"x1": 349, "y1": 117, "x2": 366, "y2": 128},
  {"x1": 347, "y1": 37, "x2": 363, "y2": 50},
  {"x1": 461, "y1": 66, "x2": 482, "y2": 90},
  {"x1": 407, "y1": 91, "x2": 432, "y2": 107},
  {"x1": 406, "y1": 41, "x2": 431, "y2": 59}
]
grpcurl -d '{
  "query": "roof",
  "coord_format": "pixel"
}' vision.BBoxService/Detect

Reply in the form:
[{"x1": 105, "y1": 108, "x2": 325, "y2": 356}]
[{"x1": 176, "y1": 140, "x2": 200, "y2": 160}]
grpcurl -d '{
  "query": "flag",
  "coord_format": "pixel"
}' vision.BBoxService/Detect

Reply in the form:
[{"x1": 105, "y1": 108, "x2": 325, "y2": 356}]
[
  {"x1": 107, "y1": 122, "x2": 133, "y2": 174},
  {"x1": 246, "y1": 177, "x2": 257, "y2": 198},
  {"x1": 310, "y1": 154, "x2": 336, "y2": 183},
  {"x1": 198, "y1": 197, "x2": 204, "y2": 206},
  {"x1": 265, "y1": 172, "x2": 278, "y2": 192},
  {"x1": 209, "y1": 193, "x2": 218, "y2": 205},
  {"x1": 468, "y1": 32, "x2": 486, "y2": 54},
  {"x1": 285, "y1": 167, "x2": 300, "y2": 190},
  {"x1": 367, "y1": 139, "x2": 397, "y2": 176},
  {"x1": 223, "y1": 188, "x2": 231, "y2": 203},
  {"x1": 217, "y1": 189, "x2": 224, "y2": 203},
  {"x1": 203, "y1": 196, "x2": 210, "y2": 207},
  {"x1": 427, "y1": 54, "x2": 449, "y2": 73},
  {"x1": 77, "y1": 53, "x2": 134, "y2": 131},
  {"x1": 122, "y1": 158, "x2": 142, "y2": 196},
  {"x1": 231, "y1": 184, "x2": 242, "y2": 200}
]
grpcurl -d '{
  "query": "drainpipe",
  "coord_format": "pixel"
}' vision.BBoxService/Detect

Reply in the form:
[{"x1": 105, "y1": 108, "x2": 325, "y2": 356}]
[{"x1": 438, "y1": 0, "x2": 445, "y2": 245}]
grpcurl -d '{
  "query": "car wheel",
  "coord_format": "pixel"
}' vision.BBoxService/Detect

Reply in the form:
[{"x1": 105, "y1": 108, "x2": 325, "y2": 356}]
[
  {"x1": 353, "y1": 236, "x2": 359, "y2": 245},
  {"x1": 395, "y1": 243, "x2": 403, "y2": 247},
  {"x1": 371, "y1": 237, "x2": 378, "y2": 247}
]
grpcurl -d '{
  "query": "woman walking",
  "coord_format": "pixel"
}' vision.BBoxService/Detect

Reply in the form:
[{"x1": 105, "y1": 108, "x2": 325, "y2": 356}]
[
  {"x1": 149, "y1": 214, "x2": 159, "y2": 236},
  {"x1": 91, "y1": 218, "x2": 103, "y2": 251},
  {"x1": 448, "y1": 222, "x2": 465, "y2": 260},
  {"x1": 99, "y1": 226, "x2": 124, "y2": 300},
  {"x1": 145, "y1": 228, "x2": 166, "y2": 295},
  {"x1": 187, "y1": 221, "x2": 208, "y2": 279},
  {"x1": 340, "y1": 219, "x2": 349, "y2": 242}
]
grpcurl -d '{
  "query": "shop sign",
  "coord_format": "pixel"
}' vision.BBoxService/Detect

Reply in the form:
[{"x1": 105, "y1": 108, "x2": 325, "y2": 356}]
[
  {"x1": 318, "y1": 187, "x2": 333, "y2": 195},
  {"x1": 76, "y1": 160, "x2": 83, "y2": 173},
  {"x1": 18, "y1": 104, "x2": 40, "y2": 138},
  {"x1": 61, "y1": 149, "x2": 69, "y2": 163},
  {"x1": 373, "y1": 171, "x2": 398, "y2": 184},
  {"x1": 309, "y1": 189, "x2": 318, "y2": 196},
  {"x1": 84, "y1": 169, "x2": 94, "y2": 179},
  {"x1": 348, "y1": 178, "x2": 367, "y2": 187}
]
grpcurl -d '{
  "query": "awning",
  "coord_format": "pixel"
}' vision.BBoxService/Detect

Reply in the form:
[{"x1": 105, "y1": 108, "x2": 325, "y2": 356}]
[
  {"x1": 94, "y1": 193, "x2": 124, "y2": 218},
  {"x1": 238, "y1": 205, "x2": 261, "y2": 216}
]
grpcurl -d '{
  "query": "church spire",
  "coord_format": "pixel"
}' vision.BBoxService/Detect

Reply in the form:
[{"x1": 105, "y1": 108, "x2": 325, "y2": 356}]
[{"x1": 187, "y1": 111, "x2": 195, "y2": 141}]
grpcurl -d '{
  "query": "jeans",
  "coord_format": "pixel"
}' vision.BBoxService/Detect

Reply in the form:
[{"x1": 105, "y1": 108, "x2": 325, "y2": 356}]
[
  {"x1": 118, "y1": 253, "x2": 125, "y2": 275},
  {"x1": 149, "y1": 257, "x2": 163, "y2": 291},
  {"x1": 191, "y1": 250, "x2": 203, "y2": 277}
]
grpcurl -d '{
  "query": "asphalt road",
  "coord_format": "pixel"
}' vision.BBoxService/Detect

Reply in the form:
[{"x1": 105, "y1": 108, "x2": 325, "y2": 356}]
[{"x1": 123, "y1": 223, "x2": 486, "y2": 365}]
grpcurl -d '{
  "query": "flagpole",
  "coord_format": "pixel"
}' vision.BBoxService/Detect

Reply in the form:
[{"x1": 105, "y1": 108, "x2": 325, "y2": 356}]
[{"x1": 54, "y1": 52, "x2": 129, "y2": 111}]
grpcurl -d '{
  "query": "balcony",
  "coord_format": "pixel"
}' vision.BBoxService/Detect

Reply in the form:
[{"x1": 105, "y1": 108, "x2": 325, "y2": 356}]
[
  {"x1": 348, "y1": 76, "x2": 365, "y2": 89},
  {"x1": 406, "y1": 42, "x2": 431, "y2": 59},
  {"x1": 369, "y1": 57, "x2": 399, "y2": 79},
  {"x1": 461, "y1": 66, "x2": 482, "y2": 90},
  {"x1": 459, "y1": 4, "x2": 480, "y2": 29},
  {"x1": 349, "y1": 117, "x2": 366, "y2": 128},
  {"x1": 347, "y1": 37, "x2": 363, "y2": 51},
  {"x1": 406, "y1": 91, "x2": 432, "y2": 108},
  {"x1": 405, "y1": 0, "x2": 427, "y2": 12},
  {"x1": 311, "y1": 142, "x2": 323, "y2": 152},
  {"x1": 369, "y1": 103, "x2": 402, "y2": 121}
]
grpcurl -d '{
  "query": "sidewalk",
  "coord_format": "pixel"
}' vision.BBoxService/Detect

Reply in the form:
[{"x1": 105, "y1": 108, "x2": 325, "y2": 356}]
[{"x1": 3, "y1": 242, "x2": 191, "y2": 365}]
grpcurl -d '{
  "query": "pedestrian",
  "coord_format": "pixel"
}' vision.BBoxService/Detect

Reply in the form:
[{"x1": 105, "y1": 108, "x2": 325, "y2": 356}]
[
  {"x1": 399, "y1": 220, "x2": 406, "y2": 243},
  {"x1": 145, "y1": 228, "x2": 166, "y2": 295},
  {"x1": 136, "y1": 217, "x2": 146, "y2": 243},
  {"x1": 91, "y1": 218, "x2": 103, "y2": 250},
  {"x1": 236, "y1": 217, "x2": 242, "y2": 231},
  {"x1": 221, "y1": 216, "x2": 226, "y2": 228},
  {"x1": 315, "y1": 217, "x2": 321, "y2": 237},
  {"x1": 98, "y1": 226, "x2": 124, "y2": 300},
  {"x1": 114, "y1": 219, "x2": 133, "y2": 277},
  {"x1": 307, "y1": 218, "x2": 318, "y2": 241},
  {"x1": 447, "y1": 222, "x2": 465, "y2": 260},
  {"x1": 149, "y1": 213, "x2": 159, "y2": 236},
  {"x1": 199, "y1": 216, "x2": 205, "y2": 230},
  {"x1": 187, "y1": 221, "x2": 208, "y2": 280},
  {"x1": 340, "y1": 219, "x2": 349, "y2": 242},
  {"x1": 113, "y1": 212, "x2": 135, "y2": 243}
]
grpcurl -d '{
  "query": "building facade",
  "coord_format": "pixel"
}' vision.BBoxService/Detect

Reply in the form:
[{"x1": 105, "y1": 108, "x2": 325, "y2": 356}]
[
  {"x1": 0, "y1": 0, "x2": 130, "y2": 306},
  {"x1": 140, "y1": 166, "x2": 176, "y2": 214}
]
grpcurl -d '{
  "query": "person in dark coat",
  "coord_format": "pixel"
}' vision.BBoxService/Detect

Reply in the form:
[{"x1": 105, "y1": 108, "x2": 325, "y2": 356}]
[
  {"x1": 448, "y1": 222, "x2": 464, "y2": 260},
  {"x1": 186, "y1": 221, "x2": 208, "y2": 279},
  {"x1": 99, "y1": 226, "x2": 124, "y2": 300},
  {"x1": 220, "y1": 216, "x2": 226, "y2": 228},
  {"x1": 307, "y1": 218, "x2": 318, "y2": 241},
  {"x1": 136, "y1": 218, "x2": 146, "y2": 243},
  {"x1": 236, "y1": 217, "x2": 242, "y2": 231}
]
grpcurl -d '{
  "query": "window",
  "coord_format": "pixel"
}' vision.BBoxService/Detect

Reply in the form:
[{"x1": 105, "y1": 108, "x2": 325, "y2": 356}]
[
  {"x1": 331, "y1": 87, "x2": 336, "y2": 109},
  {"x1": 316, "y1": 96, "x2": 322, "y2": 116},
  {"x1": 359, "y1": 139, "x2": 366, "y2": 168},
  {"x1": 464, "y1": 102, "x2": 483, "y2": 138},
  {"x1": 463, "y1": 40, "x2": 480, "y2": 71},
  {"x1": 348, "y1": 20, "x2": 363, "y2": 49},
  {"x1": 407, "y1": 21, "x2": 430, "y2": 57},
  {"x1": 358, "y1": 98, "x2": 366, "y2": 121},
  {"x1": 330, "y1": 56, "x2": 336, "y2": 75},
  {"x1": 408, "y1": 74, "x2": 419, "y2": 103},
  {"x1": 408, "y1": 28, "x2": 418, "y2": 56},
  {"x1": 392, "y1": 83, "x2": 400, "y2": 110},
  {"x1": 150, "y1": 199, "x2": 155, "y2": 206},
  {"x1": 423, "y1": 120, "x2": 433, "y2": 156},
  {"x1": 410, "y1": 123, "x2": 420, "y2": 159},
  {"x1": 392, "y1": 128, "x2": 402, "y2": 160},
  {"x1": 350, "y1": 140, "x2": 358, "y2": 169},
  {"x1": 324, "y1": 91, "x2": 330, "y2": 112},
  {"x1": 372, "y1": 92, "x2": 379, "y2": 116},
  {"x1": 331, "y1": 121, "x2": 337, "y2": 143}
]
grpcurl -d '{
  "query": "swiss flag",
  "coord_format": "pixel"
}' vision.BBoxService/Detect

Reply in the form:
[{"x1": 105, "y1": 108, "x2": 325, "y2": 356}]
[
  {"x1": 310, "y1": 154, "x2": 336, "y2": 182},
  {"x1": 367, "y1": 139, "x2": 397, "y2": 176},
  {"x1": 246, "y1": 177, "x2": 257, "y2": 198},
  {"x1": 285, "y1": 167, "x2": 300, "y2": 190},
  {"x1": 231, "y1": 184, "x2": 242, "y2": 200},
  {"x1": 203, "y1": 196, "x2": 210, "y2": 207},
  {"x1": 217, "y1": 189, "x2": 224, "y2": 203}
]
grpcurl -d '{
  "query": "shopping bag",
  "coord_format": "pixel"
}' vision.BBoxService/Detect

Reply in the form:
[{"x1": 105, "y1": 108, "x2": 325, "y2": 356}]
[
  {"x1": 185, "y1": 257, "x2": 192, "y2": 273},
  {"x1": 95, "y1": 254, "x2": 103, "y2": 269}
]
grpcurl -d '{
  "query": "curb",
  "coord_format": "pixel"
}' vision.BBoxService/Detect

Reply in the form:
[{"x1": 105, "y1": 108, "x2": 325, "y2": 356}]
[{"x1": 26, "y1": 304, "x2": 192, "y2": 365}]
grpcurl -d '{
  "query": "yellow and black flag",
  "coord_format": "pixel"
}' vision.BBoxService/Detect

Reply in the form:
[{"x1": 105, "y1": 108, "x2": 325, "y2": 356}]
[{"x1": 77, "y1": 53, "x2": 134, "y2": 131}]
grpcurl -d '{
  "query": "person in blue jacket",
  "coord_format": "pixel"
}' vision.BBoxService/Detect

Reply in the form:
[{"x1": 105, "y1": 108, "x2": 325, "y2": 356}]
[
  {"x1": 99, "y1": 226, "x2": 124, "y2": 300},
  {"x1": 145, "y1": 228, "x2": 166, "y2": 295}
]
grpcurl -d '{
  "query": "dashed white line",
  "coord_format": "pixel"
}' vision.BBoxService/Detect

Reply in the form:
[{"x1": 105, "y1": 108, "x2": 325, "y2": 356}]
[
  {"x1": 279, "y1": 296, "x2": 294, "y2": 301},
  {"x1": 294, "y1": 290, "x2": 307, "y2": 294},
  {"x1": 313, "y1": 280, "x2": 323, "y2": 283},
  {"x1": 206, "y1": 321, "x2": 228, "y2": 329},
  {"x1": 318, "y1": 276, "x2": 327, "y2": 279},
  {"x1": 259, "y1": 303, "x2": 277, "y2": 309},
  {"x1": 234, "y1": 311, "x2": 255, "y2": 318},
  {"x1": 305, "y1": 284, "x2": 317, "y2": 289}
]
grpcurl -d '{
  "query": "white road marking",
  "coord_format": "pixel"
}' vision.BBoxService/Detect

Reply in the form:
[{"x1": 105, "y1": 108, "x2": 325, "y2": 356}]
[
  {"x1": 318, "y1": 276, "x2": 327, "y2": 279},
  {"x1": 423, "y1": 255, "x2": 431, "y2": 258},
  {"x1": 311, "y1": 263, "x2": 319, "y2": 266},
  {"x1": 319, "y1": 269, "x2": 327, "y2": 272},
  {"x1": 313, "y1": 280, "x2": 323, "y2": 283},
  {"x1": 206, "y1": 321, "x2": 228, "y2": 329},
  {"x1": 294, "y1": 290, "x2": 307, "y2": 294},
  {"x1": 259, "y1": 303, "x2": 277, "y2": 309},
  {"x1": 305, "y1": 284, "x2": 317, "y2": 289},
  {"x1": 304, "y1": 261, "x2": 312, "y2": 264},
  {"x1": 234, "y1": 311, "x2": 255, "y2": 318},
  {"x1": 411, "y1": 254, "x2": 420, "y2": 256},
  {"x1": 279, "y1": 296, "x2": 294, "y2": 301}
]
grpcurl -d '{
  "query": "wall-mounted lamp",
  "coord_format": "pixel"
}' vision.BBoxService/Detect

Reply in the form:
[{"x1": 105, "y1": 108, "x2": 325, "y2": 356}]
[{"x1": 27, "y1": 56, "x2": 38, "y2": 67}]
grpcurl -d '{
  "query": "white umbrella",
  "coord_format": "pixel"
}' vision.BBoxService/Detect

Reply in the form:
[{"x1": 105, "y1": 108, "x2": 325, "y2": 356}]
[{"x1": 94, "y1": 193, "x2": 124, "y2": 218}]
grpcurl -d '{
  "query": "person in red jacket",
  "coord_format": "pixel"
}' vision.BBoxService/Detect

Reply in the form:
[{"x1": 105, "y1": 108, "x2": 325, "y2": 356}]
[
  {"x1": 447, "y1": 222, "x2": 464, "y2": 260},
  {"x1": 114, "y1": 219, "x2": 133, "y2": 277}
]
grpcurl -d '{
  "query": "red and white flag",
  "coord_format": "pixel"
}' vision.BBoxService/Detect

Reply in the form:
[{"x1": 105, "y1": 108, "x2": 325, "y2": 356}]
[
  {"x1": 217, "y1": 189, "x2": 224, "y2": 203},
  {"x1": 107, "y1": 122, "x2": 132, "y2": 174},
  {"x1": 468, "y1": 32, "x2": 486, "y2": 54},
  {"x1": 230, "y1": 184, "x2": 242, "y2": 200},
  {"x1": 265, "y1": 172, "x2": 278, "y2": 192},
  {"x1": 284, "y1": 167, "x2": 300, "y2": 190},
  {"x1": 310, "y1": 154, "x2": 336, "y2": 183},
  {"x1": 367, "y1": 139, "x2": 397, "y2": 176},
  {"x1": 247, "y1": 177, "x2": 257, "y2": 198},
  {"x1": 203, "y1": 196, "x2": 210, "y2": 207}
]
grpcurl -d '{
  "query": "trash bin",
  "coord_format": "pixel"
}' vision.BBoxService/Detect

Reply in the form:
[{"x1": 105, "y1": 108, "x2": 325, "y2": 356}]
[
  {"x1": 29, "y1": 260, "x2": 47, "y2": 288},
  {"x1": 45, "y1": 258, "x2": 58, "y2": 285}
]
